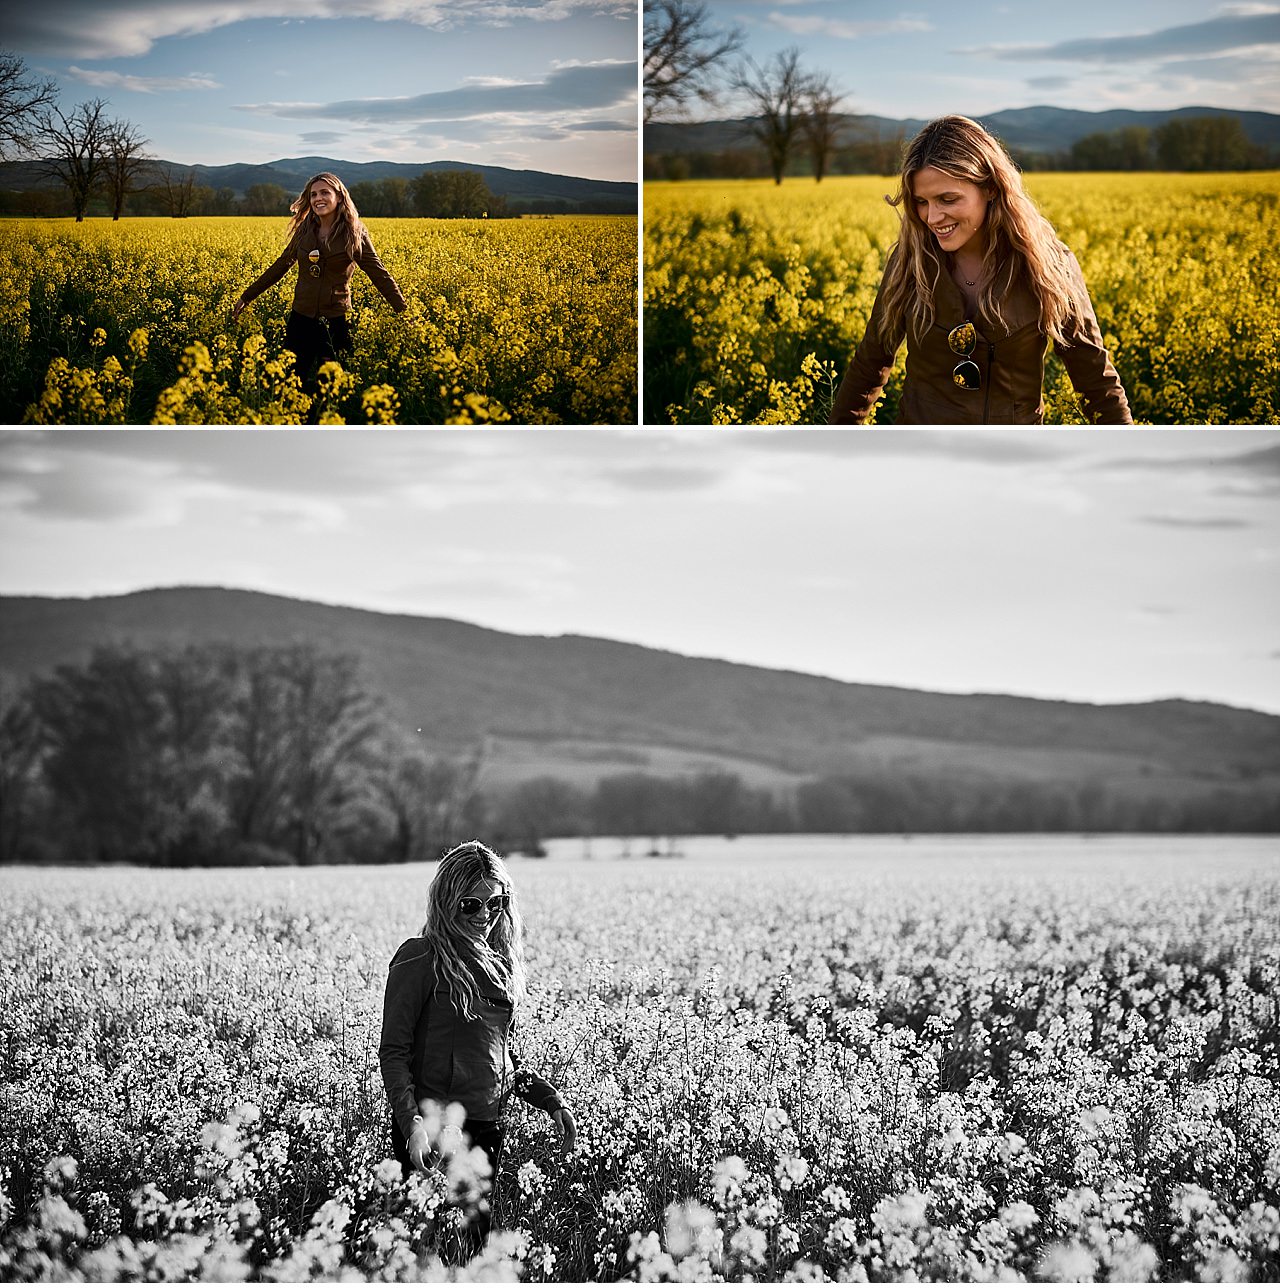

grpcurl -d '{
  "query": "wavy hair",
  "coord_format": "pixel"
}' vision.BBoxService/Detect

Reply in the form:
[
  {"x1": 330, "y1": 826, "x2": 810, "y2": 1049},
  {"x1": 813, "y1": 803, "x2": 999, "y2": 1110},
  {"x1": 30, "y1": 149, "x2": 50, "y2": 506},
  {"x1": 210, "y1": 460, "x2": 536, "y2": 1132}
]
[
  {"x1": 421, "y1": 840, "x2": 527, "y2": 1020},
  {"x1": 877, "y1": 115, "x2": 1088, "y2": 348},
  {"x1": 284, "y1": 171, "x2": 365, "y2": 260}
]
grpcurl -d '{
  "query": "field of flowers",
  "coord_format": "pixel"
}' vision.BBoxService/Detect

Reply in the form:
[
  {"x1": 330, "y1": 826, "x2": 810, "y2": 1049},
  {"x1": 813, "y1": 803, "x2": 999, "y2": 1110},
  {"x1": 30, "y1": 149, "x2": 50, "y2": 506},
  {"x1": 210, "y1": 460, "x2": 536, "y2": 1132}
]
[
  {"x1": 0, "y1": 215, "x2": 637, "y2": 425},
  {"x1": 2, "y1": 834, "x2": 1278, "y2": 1282},
  {"x1": 643, "y1": 172, "x2": 1280, "y2": 425}
]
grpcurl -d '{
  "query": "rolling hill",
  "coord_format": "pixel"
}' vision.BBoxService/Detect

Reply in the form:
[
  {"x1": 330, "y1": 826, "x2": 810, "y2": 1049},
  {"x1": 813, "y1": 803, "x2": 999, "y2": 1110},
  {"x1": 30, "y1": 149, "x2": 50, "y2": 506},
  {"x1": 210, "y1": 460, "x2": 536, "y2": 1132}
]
[
  {"x1": 645, "y1": 104, "x2": 1280, "y2": 160},
  {"x1": 0, "y1": 154, "x2": 637, "y2": 212},
  {"x1": 2, "y1": 587, "x2": 1277, "y2": 801}
]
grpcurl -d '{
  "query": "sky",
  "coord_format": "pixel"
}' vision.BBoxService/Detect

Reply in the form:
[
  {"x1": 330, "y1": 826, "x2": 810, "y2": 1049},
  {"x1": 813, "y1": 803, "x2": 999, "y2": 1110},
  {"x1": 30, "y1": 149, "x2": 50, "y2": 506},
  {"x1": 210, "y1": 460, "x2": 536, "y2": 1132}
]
[
  {"x1": 6, "y1": 0, "x2": 638, "y2": 181},
  {"x1": 687, "y1": 0, "x2": 1280, "y2": 120},
  {"x1": 1, "y1": 428, "x2": 1277, "y2": 716}
]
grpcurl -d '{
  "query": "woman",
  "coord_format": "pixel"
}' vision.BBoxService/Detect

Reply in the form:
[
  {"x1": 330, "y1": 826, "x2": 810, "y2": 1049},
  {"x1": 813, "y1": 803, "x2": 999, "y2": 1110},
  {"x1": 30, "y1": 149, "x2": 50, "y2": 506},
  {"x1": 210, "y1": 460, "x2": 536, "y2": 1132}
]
[
  {"x1": 378, "y1": 840, "x2": 576, "y2": 1260},
  {"x1": 231, "y1": 172, "x2": 406, "y2": 387},
  {"x1": 830, "y1": 116, "x2": 1131, "y2": 424}
]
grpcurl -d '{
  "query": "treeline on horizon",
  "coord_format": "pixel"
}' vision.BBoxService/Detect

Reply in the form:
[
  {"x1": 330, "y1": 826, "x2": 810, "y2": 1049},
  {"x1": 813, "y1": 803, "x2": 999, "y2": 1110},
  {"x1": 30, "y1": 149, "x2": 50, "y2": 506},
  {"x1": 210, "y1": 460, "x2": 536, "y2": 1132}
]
[
  {"x1": 0, "y1": 168, "x2": 632, "y2": 220},
  {"x1": 2, "y1": 642, "x2": 1275, "y2": 869},
  {"x1": 644, "y1": 113, "x2": 1279, "y2": 181}
]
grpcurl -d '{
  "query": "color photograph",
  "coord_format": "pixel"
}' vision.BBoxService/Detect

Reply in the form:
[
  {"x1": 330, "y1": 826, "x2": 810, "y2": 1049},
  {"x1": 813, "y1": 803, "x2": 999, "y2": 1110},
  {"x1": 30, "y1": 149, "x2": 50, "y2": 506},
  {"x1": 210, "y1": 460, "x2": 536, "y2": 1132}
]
[
  {"x1": 0, "y1": 0, "x2": 639, "y2": 425},
  {"x1": 643, "y1": 1, "x2": 1280, "y2": 425},
  {"x1": 2, "y1": 427, "x2": 1278, "y2": 1281}
]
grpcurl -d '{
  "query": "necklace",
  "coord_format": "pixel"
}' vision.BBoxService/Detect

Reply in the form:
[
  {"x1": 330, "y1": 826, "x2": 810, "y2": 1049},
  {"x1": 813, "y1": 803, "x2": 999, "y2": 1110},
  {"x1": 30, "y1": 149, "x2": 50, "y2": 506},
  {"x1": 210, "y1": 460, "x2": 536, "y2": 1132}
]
[{"x1": 956, "y1": 259, "x2": 982, "y2": 287}]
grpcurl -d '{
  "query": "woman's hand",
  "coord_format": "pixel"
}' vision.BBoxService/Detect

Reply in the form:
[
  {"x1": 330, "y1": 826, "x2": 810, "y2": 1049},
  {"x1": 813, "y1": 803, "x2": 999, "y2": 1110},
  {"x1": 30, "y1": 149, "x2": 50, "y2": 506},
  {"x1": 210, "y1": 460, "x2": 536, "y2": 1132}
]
[
  {"x1": 231, "y1": 296, "x2": 246, "y2": 322},
  {"x1": 552, "y1": 1106, "x2": 577, "y2": 1153},
  {"x1": 407, "y1": 1117, "x2": 433, "y2": 1171}
]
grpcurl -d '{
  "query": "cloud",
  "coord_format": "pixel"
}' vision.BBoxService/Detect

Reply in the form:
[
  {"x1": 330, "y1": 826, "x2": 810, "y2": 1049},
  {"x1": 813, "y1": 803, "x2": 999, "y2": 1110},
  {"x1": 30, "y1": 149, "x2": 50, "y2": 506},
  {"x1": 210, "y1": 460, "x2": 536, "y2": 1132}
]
[
  {"x1": 765, "y1": 12, "x2": 933, "y2": 40},
  {"x1": 66, "y1": 66, "x2": 221, "y2": 93},
  {"x1": 742, "y1": 429, "x2": 1067, "y2": 464},
  {"x1": 1026, "y1": 76, "x2": 1073, "y2": 90},
  {"x1": 237, "y1": 60, "x2": 636, "y2": 123},
  {"x1": 1097, "y1": 442, "x2": 1280, "y2": 478},
  {"x1": 599, "y1": 465, "x2": 724, "y2": 492},
  {"x1": 7, "y1": 0, "x2": 635, "y2": 59},
  {"x1": 299, "y1": 130, "x2": 347, "y2": 145},
  {"x1": 1137, "y1": 515, "x2": 1254, "y2": 529},
  {"x1": 967, "y1": 10, "x2": 1280, "y2": 64}
]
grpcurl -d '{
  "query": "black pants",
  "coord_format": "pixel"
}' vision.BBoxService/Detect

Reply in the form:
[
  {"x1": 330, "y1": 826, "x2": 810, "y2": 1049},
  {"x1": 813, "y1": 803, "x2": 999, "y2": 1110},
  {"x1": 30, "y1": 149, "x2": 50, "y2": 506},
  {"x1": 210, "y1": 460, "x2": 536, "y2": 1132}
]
[
  {"x1": 391, "y1": 1115, "x2": 505, "y2": 1263},
  {"x1": 284, "y1": 309, "x2": 352, "y2": 388}
]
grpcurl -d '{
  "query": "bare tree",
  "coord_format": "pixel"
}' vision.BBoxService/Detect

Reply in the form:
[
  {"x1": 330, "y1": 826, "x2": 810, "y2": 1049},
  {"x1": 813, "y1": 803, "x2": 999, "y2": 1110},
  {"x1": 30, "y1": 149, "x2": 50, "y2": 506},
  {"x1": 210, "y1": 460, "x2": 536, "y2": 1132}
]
[
  {"x1": 643, "y1": 0, "x2": 743, "y2": 123},
  {"x1": 102, "y1": 118, "x2": 152, "y2": 220},
  {"x1": 37, "y1": 97, "x2": 109, "y2": 221},
  {"x1": 801, "y1": 72, "x2": 844, "y2": 183},
  {"x1": 0, "y1": 50, "x2": 58, "y2": 160},
  {"x1": 732, "y1": 47, "x2": 808, "y2": 185},
  {"x1": 153, "y1": 163, "x2": 198, "y2": 217}
]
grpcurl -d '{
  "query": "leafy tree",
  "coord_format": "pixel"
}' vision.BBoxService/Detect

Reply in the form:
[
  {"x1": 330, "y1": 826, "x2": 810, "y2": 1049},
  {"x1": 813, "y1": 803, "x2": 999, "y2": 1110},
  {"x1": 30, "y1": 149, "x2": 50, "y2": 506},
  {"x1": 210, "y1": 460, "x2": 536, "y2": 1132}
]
[
  {"x1": 493, "y1": 776, "x2": 589, "y2": 854},
  {"x1": 643, "y1": 0, "x2": 743, "y2": 122},
  {"x1": 376, "y1": 738, "x2": 487, "y2": 863},
  {"x1": 36, "y1": 97, "x2": 109, "y2": 221},
  {"x1": 242, "y1": 182, "x2": 291, "y2": 216},
  {"x1": 349, "y1": 180, "x2": 382, "y2": 215},
  {"x1": 1155, "y1": 115, "x2": 1260, "y2": 170},
  {"x1": 0, "y1": 50, "x2": 57, "y2": 161},
  {"x1": 379, "y1": 176, "x2": 412, "y2": 217},
  {"x1": 412, "y1": 169, "x2": 494, "y2": 218},
  {"x1": 0, "y1": 678, "x2": 47, "y2": 863}
]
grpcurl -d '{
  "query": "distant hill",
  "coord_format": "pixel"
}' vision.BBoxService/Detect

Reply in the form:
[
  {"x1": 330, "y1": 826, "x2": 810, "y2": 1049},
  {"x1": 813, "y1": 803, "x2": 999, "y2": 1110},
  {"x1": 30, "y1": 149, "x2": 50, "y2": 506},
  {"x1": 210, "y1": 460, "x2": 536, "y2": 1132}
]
[
  {"x1": 3, "y1": 587, "x2": 1277, "y2": 802},
  {"x1": 646, "y1": 104, "x2": 1280, "y2": 159},
  {"x1": 0, "y1": 154, "x2": 637, "y2": 212}
]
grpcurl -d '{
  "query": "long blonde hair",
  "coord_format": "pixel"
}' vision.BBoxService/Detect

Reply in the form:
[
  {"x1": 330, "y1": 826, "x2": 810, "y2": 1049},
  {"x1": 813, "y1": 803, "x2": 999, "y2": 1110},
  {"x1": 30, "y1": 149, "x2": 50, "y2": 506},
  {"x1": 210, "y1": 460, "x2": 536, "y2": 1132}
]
[
  {"x1": 284, "y1": 171, "x2": 365, "y2": 260},
  {"x1": 878, "y1": 115, "x2": 1088, "y2": 348},
  {"x1": 421, "y1": 840, "x2": 527, "y2": 1021}
]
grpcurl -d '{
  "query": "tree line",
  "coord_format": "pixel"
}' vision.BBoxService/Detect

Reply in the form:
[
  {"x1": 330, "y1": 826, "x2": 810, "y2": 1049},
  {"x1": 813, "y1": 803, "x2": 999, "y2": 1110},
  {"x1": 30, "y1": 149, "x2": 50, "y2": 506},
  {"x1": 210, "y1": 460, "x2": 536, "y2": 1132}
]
[
  {"x1": 642, "y1": 4, "x2": 1277, "y2": 181},
  {"x1": 2, "y1": 642, "x2": 1275, "y2": 868}
]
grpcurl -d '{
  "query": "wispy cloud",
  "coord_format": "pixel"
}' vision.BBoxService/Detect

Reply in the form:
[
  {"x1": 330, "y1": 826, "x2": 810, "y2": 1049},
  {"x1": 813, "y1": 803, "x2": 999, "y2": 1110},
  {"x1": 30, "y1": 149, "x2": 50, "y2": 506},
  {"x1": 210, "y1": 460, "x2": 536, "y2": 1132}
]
[
  {"x1": 66, "y1": 66, "x2": 221, "y2": 93},
  {"x1": 966, "y1": 10, "x2": 1280, "y2": 64},
  {"x1": 1137, "y1": 515, "x2": 1254, "y2": 529},
  {"x1": 8, "y1": 0, "x2": 635, "y2": 60},
  {"x1": 764, "y1": 12, "x2": 933, "y2": 40},
  {"x1": 237, "y1": 60, "x2": 635, "y2": 123}
]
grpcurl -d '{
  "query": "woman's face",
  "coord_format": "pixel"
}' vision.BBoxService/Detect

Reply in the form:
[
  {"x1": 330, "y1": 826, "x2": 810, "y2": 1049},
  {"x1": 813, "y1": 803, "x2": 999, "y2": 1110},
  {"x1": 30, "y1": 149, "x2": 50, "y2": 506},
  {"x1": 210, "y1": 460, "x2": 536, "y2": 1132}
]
[
  {"x1": 911, "y1": 166, "x2": 991, "y2": 256},
  {"x1": 309, "y1": 182, "x2": 339, "y2": 219},
  {"x1": 457, "y1": 875, "x2": 508, "y2": 944}
]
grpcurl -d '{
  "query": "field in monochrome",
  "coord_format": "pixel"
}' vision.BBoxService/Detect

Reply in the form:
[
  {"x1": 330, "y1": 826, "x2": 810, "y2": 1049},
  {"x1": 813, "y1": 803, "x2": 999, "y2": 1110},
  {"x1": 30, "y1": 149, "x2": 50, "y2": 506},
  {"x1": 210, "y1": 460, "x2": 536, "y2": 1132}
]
[
  {"x1": 643, "y1": 172, "x2": 1280, "y2": 425},
  {"x1": 2, "y1": 835, "x2": 1278, "y2": 1282},
  {"x1": 0, "y1": 215, "x2": 637, "y2": 426}
]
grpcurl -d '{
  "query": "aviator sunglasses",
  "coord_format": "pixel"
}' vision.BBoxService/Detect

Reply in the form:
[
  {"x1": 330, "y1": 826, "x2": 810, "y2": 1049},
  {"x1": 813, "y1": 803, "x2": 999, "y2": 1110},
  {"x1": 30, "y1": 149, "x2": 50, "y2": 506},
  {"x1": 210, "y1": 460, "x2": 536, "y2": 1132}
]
[
  {"x1": 307, "y1": 249, "x2": 321, "y2": 278},
  {"x1": 948, "y1": 320, "x2": 982, "y2": 391},
  {"x1": 458, "y1": 893, "x2": 510, "y2": 917}
]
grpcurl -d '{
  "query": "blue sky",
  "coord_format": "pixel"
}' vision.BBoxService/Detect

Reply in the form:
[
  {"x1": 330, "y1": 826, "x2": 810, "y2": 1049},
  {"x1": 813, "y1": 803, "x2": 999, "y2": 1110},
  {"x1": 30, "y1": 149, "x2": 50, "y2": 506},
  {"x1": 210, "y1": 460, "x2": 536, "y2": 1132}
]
[
  {"x1": 2, "y1": 429, "x2": 1277, "y2": 715},
  {"x1": 7, "y1": 0, "x2": 638, "y2": 180},
  {"x1": 693, "y1": 0, "x2": 1280, "y2": 120}
]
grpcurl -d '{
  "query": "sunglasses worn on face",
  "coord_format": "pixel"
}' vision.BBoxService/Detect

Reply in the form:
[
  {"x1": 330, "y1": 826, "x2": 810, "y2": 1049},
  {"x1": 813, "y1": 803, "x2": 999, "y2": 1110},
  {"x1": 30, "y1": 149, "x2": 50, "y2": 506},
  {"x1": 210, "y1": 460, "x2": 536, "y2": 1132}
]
[
  {"x1": 948, "y1": 320, "x2": 981, "y2": 391},
  {"x1": 458, "y1": 894, "x2": 510, "y2": 917}
]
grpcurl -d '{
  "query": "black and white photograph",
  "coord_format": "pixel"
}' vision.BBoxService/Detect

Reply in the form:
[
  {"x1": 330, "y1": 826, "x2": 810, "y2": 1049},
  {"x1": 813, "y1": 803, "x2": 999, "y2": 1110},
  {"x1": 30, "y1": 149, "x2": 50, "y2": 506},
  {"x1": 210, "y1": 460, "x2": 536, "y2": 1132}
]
[{"x1": 1, "y1": 427, "x2": 1277, "y2": 1281}]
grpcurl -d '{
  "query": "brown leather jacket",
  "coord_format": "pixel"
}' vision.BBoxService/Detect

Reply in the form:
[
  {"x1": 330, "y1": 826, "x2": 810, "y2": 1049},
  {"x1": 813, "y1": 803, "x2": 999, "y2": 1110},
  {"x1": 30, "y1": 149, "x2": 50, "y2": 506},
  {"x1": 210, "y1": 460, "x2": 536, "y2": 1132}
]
[
  {"x1": 831, "y1": 248, "x2": 1131, "y2": 424},
  {"x1": 241, "y1": 222, "x2": 406, "y2": 319}
]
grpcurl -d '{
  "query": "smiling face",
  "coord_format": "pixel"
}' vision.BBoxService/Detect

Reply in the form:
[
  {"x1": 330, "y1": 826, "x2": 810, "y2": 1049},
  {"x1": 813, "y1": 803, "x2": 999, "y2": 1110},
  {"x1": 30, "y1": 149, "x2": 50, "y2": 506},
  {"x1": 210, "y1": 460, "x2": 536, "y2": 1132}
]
[
  {"x1": 911, "y1": 166, "x2": 991, "y2": 257},
  {"x1": 309, "y1": 180, "x2": 339, "y2": 220},
  {"x1": 458, "y1": 876, "x2": 507, "y2": 944}
]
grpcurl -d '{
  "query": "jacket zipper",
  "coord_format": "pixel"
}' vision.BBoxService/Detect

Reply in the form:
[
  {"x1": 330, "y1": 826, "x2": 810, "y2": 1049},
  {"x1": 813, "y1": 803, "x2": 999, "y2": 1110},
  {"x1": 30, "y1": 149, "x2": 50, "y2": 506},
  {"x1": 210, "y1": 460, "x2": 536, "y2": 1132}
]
[{"x1": 983, "y1": 342, "x2": 994, "y2": 423}]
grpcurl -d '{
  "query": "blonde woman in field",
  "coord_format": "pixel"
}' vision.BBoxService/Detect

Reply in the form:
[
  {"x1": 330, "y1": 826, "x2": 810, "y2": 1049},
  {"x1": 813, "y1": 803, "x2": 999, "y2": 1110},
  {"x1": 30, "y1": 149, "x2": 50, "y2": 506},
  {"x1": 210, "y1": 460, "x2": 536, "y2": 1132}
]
[
  {"x1": 379, "y1": 840, "x2": 576, "y2": 1259},
  {"x1": 231, "y1": 172, "x2": 405, "y2": 388},
  {"x1": 830, "y1": 115, "x2": 1131, "y2": 424}
]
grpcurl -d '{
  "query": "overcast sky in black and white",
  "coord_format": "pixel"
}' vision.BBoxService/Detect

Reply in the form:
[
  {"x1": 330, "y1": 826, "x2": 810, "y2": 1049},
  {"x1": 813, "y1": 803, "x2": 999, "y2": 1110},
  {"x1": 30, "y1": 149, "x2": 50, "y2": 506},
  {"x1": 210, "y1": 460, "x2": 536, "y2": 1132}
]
[{"x1": 1, "y1": 428, "x2": 1277, "y2": 714}]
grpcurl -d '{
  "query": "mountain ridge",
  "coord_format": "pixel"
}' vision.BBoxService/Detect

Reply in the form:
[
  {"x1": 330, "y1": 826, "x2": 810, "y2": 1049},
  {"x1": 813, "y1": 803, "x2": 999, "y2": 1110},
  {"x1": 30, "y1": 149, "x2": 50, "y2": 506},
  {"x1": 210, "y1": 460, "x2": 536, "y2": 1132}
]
[
  {"x1": 645, "y1": 104, "x2": 1280, "y2": 158},
  {"x1": 3, "y1": 587, "x2": 1277, "y2": 797},
  {"x1": 0, "y1": 153, "x2": 637, "y2": 210}
]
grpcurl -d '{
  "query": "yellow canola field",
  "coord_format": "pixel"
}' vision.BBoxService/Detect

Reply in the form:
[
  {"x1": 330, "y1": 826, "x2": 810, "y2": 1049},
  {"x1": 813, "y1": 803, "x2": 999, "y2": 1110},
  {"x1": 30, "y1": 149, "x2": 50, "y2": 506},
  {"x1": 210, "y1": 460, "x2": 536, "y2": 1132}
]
[
  {"x1": 0, "y1": 215, "x2": 637, "y2": 425},
  {"x1": 643, "y1": 172, "x2": 1280, "y2": 425}
]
